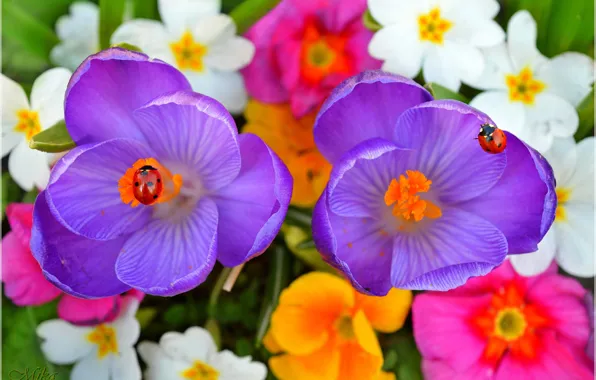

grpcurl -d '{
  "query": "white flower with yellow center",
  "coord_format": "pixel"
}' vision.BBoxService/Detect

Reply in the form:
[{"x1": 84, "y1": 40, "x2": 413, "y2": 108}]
[
  {"x1": 1, "y1": 68, "x2": 71, "y2": 190},
  {"x1": 37, "y1": 297, "x2": 141, "y2": 380},
  {"x1": 470, "y1": 10, "x2": 594, "y2": 152},
  {"x1": 368, "y1": 0, "x2": 505, "y2": 91},
  {"x1": 510, "y1": 137, "x2": 594, "y2": 277},
  {"x1": 50, "y1": 2, "x2": 100, "y2": 71},
  {"x1": 138, "y1": 326, "x2": 267, "y2": 380},
  {"x1": 111, "y1": 0, "x2": 255, "y2": 113}
]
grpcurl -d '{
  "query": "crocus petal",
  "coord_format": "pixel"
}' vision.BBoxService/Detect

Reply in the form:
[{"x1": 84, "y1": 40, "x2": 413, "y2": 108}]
[
  {"x1": 2, "y1": 232, "x2": 61, "y2": 306},
  {"x1": 65, "y1": 47, "x2": 191, "y2": 145},
  {"x1": 30, "y1": 67, "x2": 71, "y2": 128},
  {"x1": 537, "y1": 52, "x2": 594, "y2": 107},
  {"x1": 509, "y1": 228, "x2": 556, "y2": 276},
  {"x1": 312, "y1": 190, "x2": 394, "y2": 296},
  {"x1": 458, "y1": 133, "x2": 556, "y2": 253},
  {"x1": 212, "y1": 133, "x2": 292, "y2": 267},
  {"x1": 469, "y1": 91, "x2": 526, "y2": 136},
  {"x1": 158, "y1": 0, "x2": 220, "y2": 37},
  {"x1": 270, "y1": 272, "x2": 354, "y2": 355},
  {"x1": 57, "y1": 295, "x2": 121, "y2": 325},
  {"x1": 556, "y1": 203, "x2": 595, "y2": 277},
  {"x1": 31, "y1": 191, "x2": 131, "y2": 298},
  {"x1": 1, "y1": 74, "x2": 29, "y2": 156},
  {"x1": 506, "y1": 10, "x2": 547, "y2": 70},
  {"x1": 37, "y1": 320, "x2": 93, "y2": 364},
  {"x1": 354, "y1": 288, "x2": 413, "y2": 333},
  {"x1": 185, "y1": 69, "x2": 248, "y2": 114},
  {"x1": 133, "y1": 90, "x2": 241, "y2": 191},
  {"x1": 314, "y1": 70, "x2": 432, "y2": 164},
  {"x1": 394, "y1": 100, "x2": 507, "y2": 204},
  {"x1": 110, "y1": 20, "x2": 175, "y2": 65},
  {"x1": 46, "y1": 138, "x2": 153, "y2": 240},
  {"x1": 8, "y1": 140, "x2": 51, "y2": 191},
  {"x1": 391, "y1": 207, "x2": 508, "y2": 290},
  {"x1": 115, "y1": 198, "x2": 219, "y2": 296},
  {"x1": 413, "y1": 293, "x2": 492, "y2": 372}
]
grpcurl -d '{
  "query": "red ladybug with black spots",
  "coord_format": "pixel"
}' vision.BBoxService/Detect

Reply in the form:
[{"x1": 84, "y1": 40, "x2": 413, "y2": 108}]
[
  {"x1": 132, "y1": 165, "x2": 163, "y2": 205},
  {"x1": 477, "y1": 123, "x2": 507, "y2": 154}
]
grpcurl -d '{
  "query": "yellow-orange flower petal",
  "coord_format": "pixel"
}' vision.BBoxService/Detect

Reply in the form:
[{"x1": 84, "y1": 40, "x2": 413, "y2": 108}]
[
  {"x1": 271, "y1": 272, "x2": 355, "y2": 355},
  {"x1": 352, "y1": 309, "x2": 382, "y2": 358},
  {"x1": 269, "y1": 338, "x2": 340, "y2": 380},
  {"x1": 337, "y1": 340, "x2": 384, "y2": 380},
  {"x1": 377, "y1": 371, "x2": 397, "y2": 380},
  {"x1": 355, "y1": 288, "x2": 413, "y2": 333},
  {"x1": 263, "y1": 329, "x2": 283, "y2": 354}
]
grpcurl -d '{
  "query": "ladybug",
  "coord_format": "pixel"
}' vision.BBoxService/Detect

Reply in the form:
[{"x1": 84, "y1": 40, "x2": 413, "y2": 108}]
[
  {"x1": 478, "y1": 123, "x2": 507, "y2": 154},
  {"x1": 132, "y1": 165, "x2": 164, "y2": 205}
]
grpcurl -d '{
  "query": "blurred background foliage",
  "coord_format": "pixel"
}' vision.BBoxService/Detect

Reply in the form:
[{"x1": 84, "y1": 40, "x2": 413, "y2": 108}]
[{"x1": 1, "y1": 0, "x2": 593, "y2": 379}]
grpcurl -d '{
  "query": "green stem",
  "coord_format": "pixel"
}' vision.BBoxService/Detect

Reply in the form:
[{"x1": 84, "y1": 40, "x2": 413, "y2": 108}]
[
  {"x1": 229, "y1": 0, "x2": 281, "y2": 35},
  {"x1": 27, "y1": 307, "x2": 57, "y2": 375},
  {"x1": 255, "y1": 245, "x2": 287, "y2": 347},
  {"x1": 208, "y1": 266, "x2": 233, "y2": 318}
]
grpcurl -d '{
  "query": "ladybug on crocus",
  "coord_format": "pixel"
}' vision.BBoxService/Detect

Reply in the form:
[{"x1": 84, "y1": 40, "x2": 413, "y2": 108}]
[{"x1": 478, "y1": 123, "x2": 507, "y2": 154}]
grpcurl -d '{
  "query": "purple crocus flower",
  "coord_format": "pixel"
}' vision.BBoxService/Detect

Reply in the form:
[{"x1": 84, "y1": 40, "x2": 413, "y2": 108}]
[
  {"x1": 312, "y1": 71, "x2": 556, "y2": 295},
  {"x1": 30, "y1": 48, "x2": 292, "y2": 297}
]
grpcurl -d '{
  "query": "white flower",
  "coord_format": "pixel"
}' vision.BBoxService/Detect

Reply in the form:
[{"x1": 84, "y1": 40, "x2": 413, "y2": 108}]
[
  {"x1": 51, "y1": 2, "x2": 99, "y2": 71},
  {"x1": 510, "y1": 137, "x2": 595, "y2": 278},
  {"x1": 469, "y1": 10, "x2": 594, "y2": 152},
  {"x1": 138, "y1": 326, "x2": 267, "y2": 380},
  {"x1": 368, "y1": 0, "x2": 505, "y2": 91},
  {"x1": 1, "y1": 68, "x2": 71, "y2": 191},
  {"x1": 37, "y1": 297, "x2": 142, "y2": 380},
  {"x1": 111, "y1": 0, "x2": 255, "y2": 113}
]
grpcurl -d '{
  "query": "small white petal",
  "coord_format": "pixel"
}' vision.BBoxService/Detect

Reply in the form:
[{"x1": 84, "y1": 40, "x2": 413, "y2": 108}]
[
  {"x1": 160, "y1": 326, "x2": 217, "y2": 364},
  {"x1": 566, "y1": 137, "x2": 595, "y2": 203},
  {"x1": 444, "y1": 41, "x2": 484, "y2": 85},
  {"x1": 9, "y1": 140, "x2": 50, "y2": 191},
  {"x1": 369, "y1": 22, "x2": 424, "y2": 78},
  {"x1": 507, "y1": 10, "x2": 547, "y2": 70},
  {"x1": 556, "y1": 203, "x2": 595, "y2": 277},
  {"x1": 367, "y1": 0, "x2": 427, "y2": 26},
  {"x1": 37, "y1": 320, "x2": 93, "y2": 364},
  {"x1": 212, "y1": 351, "x2": 267, "y2": 380},
  {"x1": 70, "y1": 353, "x2": 110, "y2": 380},
  {"x1": 185, "y1": 69, "x2": 247, "y2": 113},
  {"x1": 509, "y1": 228, "x2": 557, "y2": 276},
  {"x1": 193, "y1": 14, "x2": 236, "y2": 47},
  {"x1": 537, "y1": 52, "x2": 595, "y2": 107},
  {"x1": 30, "y1": 68, "x2": 72, "y2": 129},
  {"x1": 113, "y1": 299, "x2": 141, "y2": 348},
  {"x1": 450, "y1": 0, "x2": 500, "y2": 20},
  {"x1": 159, "y1": 0, "x2": 221, "y2": 37},
  {"x1": 138, "y1": 341, "x2": 198, "y2": 380},
  {"x1": 422, "y1": 46, "x2": 461, "y2": 91},
  {"x1": 2, "y1": 74, "x2": 29, "y2": 156},
  {"x1": 111, "y1": 347, "x2": 141, "y2": 380},
  {"x1": 528, "y1": 93, "x2": 579, "y2": 150},
  {"x1": 542, "y1": 137, "x2": 578, "y2": 186},
  {"x1": 470, "y1": 91, "x2": 526, "y2": 133},
  {"x1": 111, "y1": 20, "x2": 175, "y2": 65},
  {"x1": 469, "y1": 44, "x2": 513, "y2": 90},
  {"x1": 205, "y1": 36, "x2": 255, "y2": 71}
]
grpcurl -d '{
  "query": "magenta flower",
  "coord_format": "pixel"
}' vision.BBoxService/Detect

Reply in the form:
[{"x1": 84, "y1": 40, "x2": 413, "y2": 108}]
[
  {"x1": 413, "y1": 261, "x2": 593, "y2": 379},
  {"x1": 2, "y1": 203, "x2": 143, "y2": 325},
  {"x1": 241, "y1": 0, "x2": 380, "y2": 117},
  {"x1": 31, "y1": 48, "x2": 292, "y2": 298},
  {"x1": 312, "y1": 71, "x2": 556, "y2": 295}
]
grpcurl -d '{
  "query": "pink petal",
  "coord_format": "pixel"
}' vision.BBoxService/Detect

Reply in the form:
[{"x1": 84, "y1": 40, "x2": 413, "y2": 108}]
[
  {"x1": 58, "y1": 294, "x2": 121, "y2": 325},
  {"x1": 5, "y1": 203, "x2": 34, "y2": 246},
  {"x1": 422, "y1": 359, "x2": 494, "y2": 380},
  {"x1": 126, "y1": 289, "x2": 145, "y2": 302}
]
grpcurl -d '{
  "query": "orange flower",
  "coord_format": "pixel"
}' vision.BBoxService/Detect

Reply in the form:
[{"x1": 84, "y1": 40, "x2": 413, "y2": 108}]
[
  {"x1": 243, "y1": 100, "x2": 332, "y2": 207},
  {"x1": 264, "y1": 272, "x2": 412, "y2": 380}
]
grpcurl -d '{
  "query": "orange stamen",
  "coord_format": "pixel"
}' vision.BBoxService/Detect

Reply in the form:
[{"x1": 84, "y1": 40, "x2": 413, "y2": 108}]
[
  {"x1": 14, "y1": 110, "x2": 41, "y2": 141},
  {"x1": 170, "y1": 31, "x2": 208, "y2": 72},
  {"x1": 87, "y1": 324, "x2": 118, "y2": 359},
  {"x1": 118, "y1": 158, "x2": 182, "y2": 208},
  {"x1": 300, "y1": 21, "x2": 351, "y2": 85},
  {"x1": 384, "y1": 170, "x2": 441, "y2": 222},
  {"x1": 418, "y1": 8, "x2": 453, "y2": 45},
  {"x1": 505, "y1": 67, "x2": 546, "y2": 105}
]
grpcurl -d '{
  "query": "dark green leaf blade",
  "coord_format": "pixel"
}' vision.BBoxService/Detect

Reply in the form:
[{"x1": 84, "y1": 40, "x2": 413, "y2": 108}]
[
  {"x1": 425, "y1": 83, "x2": 469, "y2": 103},
  {"x1": 363, "y1": 9, "x2": 382, "y2": 32},
  {"x1": 2, "y1": 173, "x2": 23, "y2": 220},
  {"x1": 29, "y1": 120, "x2": 76, "y2": 153},
  {"x1": 230, "y1": 0, "x2": 281, "y2": 35},
  {"x1": 575, "y1": 90, "x2": 594, "y2": 141},
  {"x1": 99, "y1": 0, "x2": 126, "y2": 49},
  {"x1": 133, "y1": 0, "x2": 159, "y2": 20}
]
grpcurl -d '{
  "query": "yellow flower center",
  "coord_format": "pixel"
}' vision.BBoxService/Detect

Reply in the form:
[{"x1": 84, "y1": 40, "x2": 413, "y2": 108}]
[
  {"x1": 87, "y1": 324, "x2": 118, "y2": 359},
  {"x1": 181, "y1": 360, "x2": 220, "y2": 380},
  {"x1": 555, "y1": 187, "x2": 571, "y2": 221},
  {"x1": 384, "y1": 170, "x2": 442, "y2": 222},
  {"x1": 494, "y1": 308, "x2": 527, "y2": 341},
  {"x1": 307, "y1": 40, "x2": 336, "y2": 69},
  {"x1": 118, "y1": 158, "x2": 183, "y2": 208},
  {"x1": 418, "y1": 8, "x2": 453, "y2": 44},
  {"x1": 171, "y1": 31, "x2": 208, "y2": 72},
  {"x1": 334, "y1": 315, "x2": 355, "y2": 340},
  {"x1": 14, "y1": 109, "x2": 41, "y2": 141},
  {"x1": 505, "y1": 67, "x2": 546, "y2": 105}
]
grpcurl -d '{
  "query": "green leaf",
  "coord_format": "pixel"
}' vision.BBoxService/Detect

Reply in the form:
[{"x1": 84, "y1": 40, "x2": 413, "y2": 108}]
[
  {"x1": 132, "y1": 0, "x2": 158, "y2": 20},
  {"x1": 29, "y1": 120, "x2": 76, "y2": 153},
  {"x1": 229, "y1": 0, "x2": 281, "y2": 35},
  {"x1": 2, "y1": 1, "x2": 59, "y2": 61},
  {"x1": 382, "y1": 350, "x2": 399, "y2": 371},
  {"x1": 544, "y1": 0, "x2": 594, "y2": 57},
  {"x1": 222, "y1": 0, "x2": 246, "y2": 14},
  {"x1": 10, "y1": 0, "x2": 75, "y2": 27},
  {"x1": 282, "y1": 225, "x2": 336, "y2": 273},
  {"x1": 235, "y1": 338, "x2": 253, "y2": 356},
  {"x1": 517, "y1": 0, "x2": 553, "y2": 54},
  {"x1": 575, "y1": 90, "x2": 594, "y2": 141},
  {"x1": 204, "y1": 318, "x2": 222, "y2": 349},
  {"x1": 2, "y1": 173, "x2": 23, "y2": 221},
  {"x1": 163, "y1": 304, "x2": 188, "y2": 328},
  {"x1": 363, "y1": 9, "x2": 382, "y2": 32},
  {"x1": 425, "y1": 82, "x2": 469, "y2": 103},
  {"x1": 110, "y1": 42, "x2": 143, "y2": 53},
  {"x1": 136, "y1": 307, "x2": 158, "y2": 329},
  {"x1": 22, "y1": 188, "x2": 39, "y2": 204},
  {"x1": 388, "y1": 331, "x2": 423, "y2": 380},
  {"x1": 99, "y1": 0, "x2": 126, "y2": 49}
]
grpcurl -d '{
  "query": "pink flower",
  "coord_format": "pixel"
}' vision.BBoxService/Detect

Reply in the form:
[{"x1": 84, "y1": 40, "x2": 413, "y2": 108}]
[
  {"x1": 1, "y1": 203, "x2": 143, "y2": 325},
  {"x1": 241, "y1": 0, "x2": 381, "y2": 117},
  {"x1": 413, "y1": 260, "x2": 593, "y2": 379}
]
